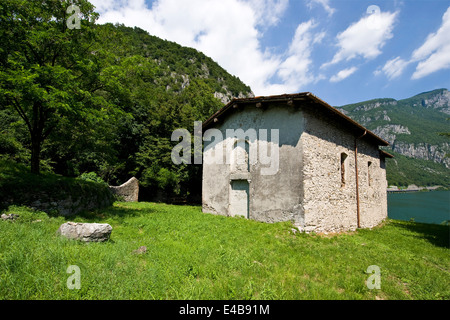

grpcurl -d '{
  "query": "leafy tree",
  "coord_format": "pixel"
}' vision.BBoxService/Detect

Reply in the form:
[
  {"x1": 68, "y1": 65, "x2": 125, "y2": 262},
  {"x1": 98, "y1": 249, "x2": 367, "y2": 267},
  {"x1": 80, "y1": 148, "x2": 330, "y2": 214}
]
[
  {"x1": 0, "y1": 0, "x2": 106, "y2": 174},
  {"x1": 0, "y1": 9, "x2": 253, "y2": 200}
]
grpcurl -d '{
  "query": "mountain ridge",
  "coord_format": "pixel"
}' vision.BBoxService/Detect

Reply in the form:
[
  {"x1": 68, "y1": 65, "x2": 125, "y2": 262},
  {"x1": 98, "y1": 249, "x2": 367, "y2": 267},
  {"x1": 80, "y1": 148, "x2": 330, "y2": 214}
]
[{"x1": 337, "y1": 89, "x2": 450, "y2": 187}]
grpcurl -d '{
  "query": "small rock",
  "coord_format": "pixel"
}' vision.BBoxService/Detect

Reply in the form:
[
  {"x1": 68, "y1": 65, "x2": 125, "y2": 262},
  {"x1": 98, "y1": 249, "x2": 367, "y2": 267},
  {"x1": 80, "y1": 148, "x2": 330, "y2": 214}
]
[
  {"x1": 252, "y1": 260, "x2": 263, "y2": 266},
  {"x1": 1, "y1": 214, "x2": 19, "y2": 221},
  {"x1": 133, "y1": 246, "x2": 147, "y2": 254},
  {"x1": 304, "y1": 226, "x2": 316, "y2": 233},
  {"x1": 57, "y1": 222, "x2": 112, "y2": 242}
]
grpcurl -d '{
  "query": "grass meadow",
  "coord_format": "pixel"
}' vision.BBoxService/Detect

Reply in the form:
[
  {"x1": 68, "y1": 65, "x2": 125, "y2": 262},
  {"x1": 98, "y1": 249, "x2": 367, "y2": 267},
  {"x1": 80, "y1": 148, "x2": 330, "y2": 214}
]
[{"x1": 0, "y1": 202, "x2": 449, "y2": 300}]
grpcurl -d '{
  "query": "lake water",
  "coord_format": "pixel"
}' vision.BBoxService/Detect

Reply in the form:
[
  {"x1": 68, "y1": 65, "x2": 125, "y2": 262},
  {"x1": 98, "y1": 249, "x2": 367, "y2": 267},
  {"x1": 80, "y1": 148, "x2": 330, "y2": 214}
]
[{"x1": 388, "y1": 191, "x2": 450, "y2": 225}]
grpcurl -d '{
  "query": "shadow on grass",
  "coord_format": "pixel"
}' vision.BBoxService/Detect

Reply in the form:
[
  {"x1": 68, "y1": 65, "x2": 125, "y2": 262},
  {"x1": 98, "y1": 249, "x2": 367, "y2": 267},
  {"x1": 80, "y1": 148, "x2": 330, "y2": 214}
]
[
  {"x1": 63, "y1": 204, "x2": 158, "y2": 223},
  {"x1": 394, "y1": 220, "x2": 450, "y2": 248}
]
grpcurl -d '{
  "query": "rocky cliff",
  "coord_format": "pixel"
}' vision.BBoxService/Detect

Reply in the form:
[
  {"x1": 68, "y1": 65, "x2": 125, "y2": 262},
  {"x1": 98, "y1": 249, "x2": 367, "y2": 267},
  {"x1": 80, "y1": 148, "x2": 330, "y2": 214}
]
[{"x1": 338, "y1": 89, "x2": 450, "y2": 186}]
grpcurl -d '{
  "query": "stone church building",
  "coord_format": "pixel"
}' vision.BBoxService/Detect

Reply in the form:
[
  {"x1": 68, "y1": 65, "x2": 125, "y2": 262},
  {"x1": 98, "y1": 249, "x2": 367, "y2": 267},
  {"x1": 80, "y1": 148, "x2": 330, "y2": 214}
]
[{"x1": 201, "y1": 92, "x2": 393, "y2": 233}]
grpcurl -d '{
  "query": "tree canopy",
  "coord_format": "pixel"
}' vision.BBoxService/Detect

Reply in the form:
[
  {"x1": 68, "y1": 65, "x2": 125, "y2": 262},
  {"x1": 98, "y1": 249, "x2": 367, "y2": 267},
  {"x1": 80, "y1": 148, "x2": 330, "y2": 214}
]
[
  {"x1": 0, "y1": 0, "x2": 107, "y2": 174},
  {"x1": 0, "y1": 0, "x2": 253, "y2": 201}
]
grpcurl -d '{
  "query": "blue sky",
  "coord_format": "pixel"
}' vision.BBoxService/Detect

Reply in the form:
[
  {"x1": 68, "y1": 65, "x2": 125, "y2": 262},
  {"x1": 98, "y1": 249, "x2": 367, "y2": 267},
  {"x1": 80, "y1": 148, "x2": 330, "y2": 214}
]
[{"x1": 91, "y1": 0, "x2": 450, "y2": 106}]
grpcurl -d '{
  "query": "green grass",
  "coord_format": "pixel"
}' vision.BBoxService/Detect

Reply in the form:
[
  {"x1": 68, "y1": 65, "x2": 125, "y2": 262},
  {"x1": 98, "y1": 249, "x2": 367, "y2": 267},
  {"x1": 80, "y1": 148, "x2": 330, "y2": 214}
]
[{"x1": 0, "y1": 202, "x2": 449, "y2": 300}]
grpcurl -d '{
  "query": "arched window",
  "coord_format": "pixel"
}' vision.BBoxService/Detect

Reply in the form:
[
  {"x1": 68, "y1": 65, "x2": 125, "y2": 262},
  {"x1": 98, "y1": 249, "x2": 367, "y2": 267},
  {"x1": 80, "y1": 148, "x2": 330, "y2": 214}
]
[
  {"x1": 368, "y1": 161, "x2": 373, "y2": 186},
  {"x1": 340, "y1": 153, "x2": 348, "y2": 187},
  {"x1": 231, "y1": 139, "x2": 250, "y2": 173}
]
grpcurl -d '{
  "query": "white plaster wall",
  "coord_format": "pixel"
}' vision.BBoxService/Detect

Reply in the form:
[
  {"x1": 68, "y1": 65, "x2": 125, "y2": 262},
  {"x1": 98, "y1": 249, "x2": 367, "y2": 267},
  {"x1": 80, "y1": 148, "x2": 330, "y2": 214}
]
[{"x1": 202, "y1": 104, "x2": 305, "y2": 224}]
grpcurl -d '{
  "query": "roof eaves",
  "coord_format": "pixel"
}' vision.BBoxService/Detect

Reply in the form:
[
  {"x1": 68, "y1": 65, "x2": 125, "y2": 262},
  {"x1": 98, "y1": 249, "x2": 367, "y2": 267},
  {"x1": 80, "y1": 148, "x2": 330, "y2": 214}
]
[
  {"x1": 202, "y1": 92, "x2": 311, "y2": 130},
  {"x1": 202, "y1": 92, "x2": 390, "y2": 147},
  {"x1": 380, "y1": 150, "x2": 395, "y2": 158}
]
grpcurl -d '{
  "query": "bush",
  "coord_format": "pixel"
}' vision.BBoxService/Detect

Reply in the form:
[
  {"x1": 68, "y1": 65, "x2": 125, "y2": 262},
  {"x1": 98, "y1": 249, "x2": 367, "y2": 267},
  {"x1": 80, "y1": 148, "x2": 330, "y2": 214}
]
[
  {"x1": 77, "y1": 172, "x2": 108, "y2": 186},
  {"x1": 0, "y1": 160, "x2": 114, "y2": 215}
]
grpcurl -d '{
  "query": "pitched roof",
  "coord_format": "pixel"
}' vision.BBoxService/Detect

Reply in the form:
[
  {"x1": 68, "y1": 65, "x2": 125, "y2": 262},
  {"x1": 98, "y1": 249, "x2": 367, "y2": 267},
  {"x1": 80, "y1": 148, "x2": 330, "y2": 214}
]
[
  {"x1": 203, "y1": 92, "x2": 390, "y2": 147},
  {"x1": 380, "y1": 150, "x2": 395, "y2": 158}
]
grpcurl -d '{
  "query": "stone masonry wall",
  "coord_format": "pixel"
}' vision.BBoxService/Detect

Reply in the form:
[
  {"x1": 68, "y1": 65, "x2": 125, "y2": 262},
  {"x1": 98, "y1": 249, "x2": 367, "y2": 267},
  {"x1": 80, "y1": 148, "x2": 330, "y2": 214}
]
[
  {"x1": 300, "y1": 109, "x2": 388, "y2": 233},
  {"x1": 109, "y1": 177, "x2": 139, "y2": 202}
]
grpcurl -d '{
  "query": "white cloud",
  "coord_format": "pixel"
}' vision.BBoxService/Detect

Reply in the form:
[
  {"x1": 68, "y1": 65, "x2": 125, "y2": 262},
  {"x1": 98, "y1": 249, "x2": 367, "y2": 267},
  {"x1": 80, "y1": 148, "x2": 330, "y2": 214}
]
[
  {"x1": 411, "y1": 6, "x2": 450, "y2": 79},
  {"x1": 323, "y1": 10, "x2": 398, "y2": 68},
  {"x1": 248, "y1": 0, "x2": 289, "y2": 27},
  {"x1": 90, "y1": 0, "x2": 325, "y2": 96},
  {"x1": 307, "y1": 0, "x2": 335, "y2": 17},
  {"x1": 275, "y1": 20, "x2": 325, "y2": 91},
  {"x1": 377, "y1": 56, "x2": 410, "y2": 80},
  {"x1": 330, "y1": 67, "x2": 358, "y2": 83},
  {"x1": 377, "y1": 6, "x2": 450, "y2": 81}
]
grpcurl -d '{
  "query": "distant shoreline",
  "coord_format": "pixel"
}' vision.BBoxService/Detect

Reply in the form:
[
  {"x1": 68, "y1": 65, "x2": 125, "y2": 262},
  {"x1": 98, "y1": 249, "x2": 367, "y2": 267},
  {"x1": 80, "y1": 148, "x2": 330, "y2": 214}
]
[{"x1": 387, "y1": 185, "x2": 445, "y2": 193}]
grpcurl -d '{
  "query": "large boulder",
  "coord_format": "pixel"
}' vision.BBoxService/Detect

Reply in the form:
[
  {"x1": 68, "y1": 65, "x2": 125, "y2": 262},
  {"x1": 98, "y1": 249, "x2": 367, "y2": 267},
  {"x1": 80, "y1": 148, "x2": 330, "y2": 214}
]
[
  {"x1": 57, "y1": 222, "x2": 112, "y2": 242},
  {"x1": 109, "y1": 177, "x2": 139, "y2": 202}
]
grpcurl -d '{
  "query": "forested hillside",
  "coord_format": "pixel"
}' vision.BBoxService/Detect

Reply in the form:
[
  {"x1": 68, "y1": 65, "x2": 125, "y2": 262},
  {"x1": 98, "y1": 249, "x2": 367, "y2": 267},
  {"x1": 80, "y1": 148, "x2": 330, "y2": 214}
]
[
  {"x1": 1, "y1": 0, "x2": 448, "y2": 204},
  {"x1": 338, "y1": 89, "x2": 450, "y2": 187},
  {"x1": 0, "y1": 0, "x2": 253, "y2": 202}
]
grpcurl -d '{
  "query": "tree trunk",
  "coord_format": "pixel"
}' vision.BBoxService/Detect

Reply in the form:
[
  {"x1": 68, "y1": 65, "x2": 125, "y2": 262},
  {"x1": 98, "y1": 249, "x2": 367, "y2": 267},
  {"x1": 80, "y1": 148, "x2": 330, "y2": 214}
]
[
  {"x1": 30, "y1": 101, "x2": 44, "y2": 175},
  {"x1": 30, "y1": 135, "x2": 41, "y2": 174}
]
